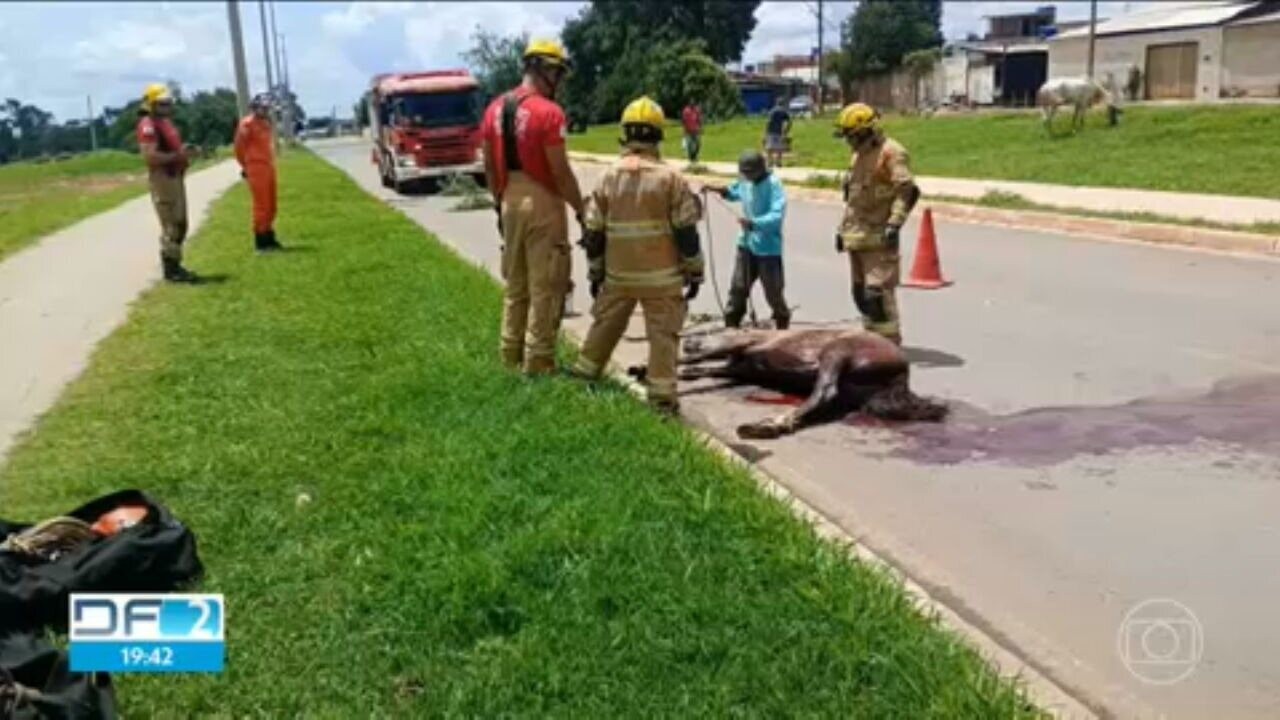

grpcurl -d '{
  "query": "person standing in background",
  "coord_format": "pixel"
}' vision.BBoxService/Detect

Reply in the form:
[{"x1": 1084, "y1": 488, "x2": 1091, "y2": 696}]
[
  {"x1": 234, "y1": 93, "x2": 284, "y2": 252},
  {"x1": 136, "y1": 83, "x2": 198, "y2": 283},
  {"x1": 763, "y1": 98, "x2": 791, "y2": 169},
  {"x1": 681, "y1": 101, "x2": 703, "y2": 166}
]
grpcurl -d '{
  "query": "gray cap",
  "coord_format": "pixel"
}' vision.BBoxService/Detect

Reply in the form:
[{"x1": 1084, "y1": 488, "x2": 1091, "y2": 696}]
[{"x1": 738, "y1": 150, "x2": 766, "y2": 176}]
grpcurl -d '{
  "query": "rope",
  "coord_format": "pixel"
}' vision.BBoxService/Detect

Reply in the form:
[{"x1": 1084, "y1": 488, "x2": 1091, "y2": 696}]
[{"x1": 700, "y1": 188, "x2": 761, "y2": 328}]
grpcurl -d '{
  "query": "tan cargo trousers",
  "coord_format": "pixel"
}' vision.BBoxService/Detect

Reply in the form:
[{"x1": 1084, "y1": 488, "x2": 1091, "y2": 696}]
[
  {"x1": 500, "y1": 173, "x2": 571, "y2": 374},
  {"x1": 848, "y1": 247, "x2": 901, "y2": 342},
  {"x1": 576, "y1": 287, "x2": 685, "y2": 406},
  {"x1": 149, "y1": 171, "x2": 188, "y2": 262}
]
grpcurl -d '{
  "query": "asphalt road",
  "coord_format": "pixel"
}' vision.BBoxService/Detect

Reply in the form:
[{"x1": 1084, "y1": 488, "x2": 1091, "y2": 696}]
[{"x1": 314, "y1": 138, "x2": 1280, "y2": 719}]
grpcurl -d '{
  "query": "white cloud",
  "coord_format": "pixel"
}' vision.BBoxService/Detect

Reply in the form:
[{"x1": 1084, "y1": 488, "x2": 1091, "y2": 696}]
[
  {"x1": 743, "y1": 1, "x2": 856, "y2": 65},
  {"x1": 400, "y1": 2, "x2": 583, "y2": 70},
  {"x1": 321, "y1": 1, "x2": 413, "y2": 38}
]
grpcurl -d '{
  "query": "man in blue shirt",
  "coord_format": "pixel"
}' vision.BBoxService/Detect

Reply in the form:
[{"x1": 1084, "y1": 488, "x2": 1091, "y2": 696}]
[
  {"x1": 763, "y1": 99, "x2": 791, "y2": 169},
  {"x1": 709, "y1": 151, "x2": 791, "y2": 329}
]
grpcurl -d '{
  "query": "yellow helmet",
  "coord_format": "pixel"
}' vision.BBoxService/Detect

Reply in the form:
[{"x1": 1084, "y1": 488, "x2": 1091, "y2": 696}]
[
  {"x1": 834, "y1": 102, "x2": 879, "y2": 136},
  {"x1": 621, "y1": 96, "x2": 665, "y2": 130},
  {"x1": 142, "y1": 83, "x2": 173, "y2": 112},
  {"x1": 524, "y1": 39, "x2": 571, "y2": 69}
]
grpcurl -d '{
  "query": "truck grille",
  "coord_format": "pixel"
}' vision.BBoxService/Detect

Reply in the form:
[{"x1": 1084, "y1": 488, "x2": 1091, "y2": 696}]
[{"x1": 418, "y1": 137, "x2": 475, "y2": 167}]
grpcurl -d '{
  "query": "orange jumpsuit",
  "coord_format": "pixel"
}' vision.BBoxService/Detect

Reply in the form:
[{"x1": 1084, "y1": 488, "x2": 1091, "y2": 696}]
[{"x1": 234, "y1": 115, "x2": 276, "y2": 234}]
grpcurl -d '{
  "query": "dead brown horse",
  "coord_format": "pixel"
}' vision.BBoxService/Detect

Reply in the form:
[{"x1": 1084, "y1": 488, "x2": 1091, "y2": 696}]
[{"x1": 679, "y1": 328, "x2": 947, "y2": 438}]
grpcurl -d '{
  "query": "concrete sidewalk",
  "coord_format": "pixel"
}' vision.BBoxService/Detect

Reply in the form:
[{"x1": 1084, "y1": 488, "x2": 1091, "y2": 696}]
[
  {"x1": 571, "y1": 151, "x2": 1280, "y2": 226},
  {"x1": 0, "y1": 160, "x2": 241, "y2": 461}
]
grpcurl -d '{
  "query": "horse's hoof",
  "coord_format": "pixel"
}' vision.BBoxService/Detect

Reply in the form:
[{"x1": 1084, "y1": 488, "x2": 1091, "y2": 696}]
[{"x1": 737, "y1": 422, "x2": 782, "y2": 440}]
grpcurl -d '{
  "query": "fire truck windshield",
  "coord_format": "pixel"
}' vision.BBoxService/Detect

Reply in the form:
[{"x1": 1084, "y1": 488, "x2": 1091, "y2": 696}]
[{"x1": 389, "y1": 91, "x2": 481, "y2": 129}]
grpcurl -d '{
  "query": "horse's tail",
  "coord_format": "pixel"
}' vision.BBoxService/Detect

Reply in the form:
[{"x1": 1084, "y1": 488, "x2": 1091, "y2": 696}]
[{"x1": 862, "y1": 373, "x2": 949, "y2": 422}]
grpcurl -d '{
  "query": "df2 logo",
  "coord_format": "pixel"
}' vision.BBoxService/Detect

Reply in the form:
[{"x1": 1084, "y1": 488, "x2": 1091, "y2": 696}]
[
  {"x1": 71, "y1": 595, "x2": 223, "y2": 640},
  {"x1": 1117, "y1": 598, "x2": 1203, "y2": 685}
]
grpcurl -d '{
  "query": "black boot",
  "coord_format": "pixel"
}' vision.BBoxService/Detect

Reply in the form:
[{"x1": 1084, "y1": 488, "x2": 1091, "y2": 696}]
[
  {"x1": 162, "y1": 258, "x2": 199, "y2": 284},
  {"x1": 774, "y1": 315, "x2": 791, "y2": 330},
  {"x1": 255, "y1": 230, "x2": 283, "y2": 252}
]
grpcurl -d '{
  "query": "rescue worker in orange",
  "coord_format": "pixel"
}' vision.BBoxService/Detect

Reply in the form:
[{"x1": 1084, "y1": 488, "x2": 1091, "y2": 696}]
[
  {"x1": 234, "y1": 93, "x2": 284, "y2": 252},
  {"x1": 481, "y1": 40, "x2": 584, "y2": 375},
  {"x1": 834, "y1": 103, "x2": 920, "y2": 345},
  {"x1": 136, "y1": 83, "x2": 198, "y2": 283},
  {"x1": 571, "y1": 97, "x2": 705, "y2": 415}
]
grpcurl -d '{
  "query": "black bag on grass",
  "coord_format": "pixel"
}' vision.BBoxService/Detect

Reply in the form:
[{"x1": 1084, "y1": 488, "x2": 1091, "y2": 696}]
[
  {"x1": 0, "y1": 632, "x2": 115, "y2": 720},
  {"x1": 0, "y1": 490, "x2": 202, "y2": 634}
]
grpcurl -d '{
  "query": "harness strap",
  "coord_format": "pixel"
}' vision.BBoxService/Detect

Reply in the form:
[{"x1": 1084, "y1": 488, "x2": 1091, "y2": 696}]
[{"x1": 501, "y1": 92, "x2": 530, "y2": 172}]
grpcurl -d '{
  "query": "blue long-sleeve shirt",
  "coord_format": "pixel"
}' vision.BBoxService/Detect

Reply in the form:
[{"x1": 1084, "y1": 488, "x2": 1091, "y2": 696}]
[{"x1": 723, "y1": 173, "x2": 787, "y2": 256}]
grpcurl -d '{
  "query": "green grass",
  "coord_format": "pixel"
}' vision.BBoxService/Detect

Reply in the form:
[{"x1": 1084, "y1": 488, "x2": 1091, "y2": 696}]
[
  {"x1": 935, "y1": 189, "x2": 1280, "y2": 237},
  {"x1": 0, "y1": 149, "x2": 228, "y2": 261},
  {"x1": 571, "y1": 105, "x2": 1280, "y2": 198},
  {"x1": 0, "y1": 150, "x2": 1040, "y2": 717},
  {"x1": 619, "y1": 153, "x2": 1280, "y2": 240}
]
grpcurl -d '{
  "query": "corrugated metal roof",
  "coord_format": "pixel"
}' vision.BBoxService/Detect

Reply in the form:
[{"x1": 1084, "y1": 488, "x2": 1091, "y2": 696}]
[
  {"x1": 1227, "y1": 5, "x2": 1280, "y2": 25},
  {"x1": 1054, "y1": 1, "x2": 1260, "y2": 39}
]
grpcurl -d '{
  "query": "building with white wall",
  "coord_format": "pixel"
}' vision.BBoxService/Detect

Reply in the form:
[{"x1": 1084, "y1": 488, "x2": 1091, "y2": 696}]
[{"x1": 1048, "y1": 1, "x2": 1280, "y2": 101}]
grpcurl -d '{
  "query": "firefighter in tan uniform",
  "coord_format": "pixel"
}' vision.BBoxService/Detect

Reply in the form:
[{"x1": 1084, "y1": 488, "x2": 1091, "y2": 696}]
[
  {"x1": 136, "y1": 83, "x2": 198, "y2": 283},
  {"x1": 571, "y1": 97, "x2": 704, "y2": 414},
  {"x1": 834, "y1": 103, "x2": 920, "y2": 344}
]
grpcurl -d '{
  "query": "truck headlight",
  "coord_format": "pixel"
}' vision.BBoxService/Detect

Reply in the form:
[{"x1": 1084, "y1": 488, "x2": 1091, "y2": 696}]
[{"x1": 397, "y1": 155, "x2": 415, "y2": 167}]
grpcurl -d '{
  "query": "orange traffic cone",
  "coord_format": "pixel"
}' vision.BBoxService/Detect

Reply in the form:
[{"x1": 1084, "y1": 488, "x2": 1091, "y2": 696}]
[{"x1": 903, "y1": 208, "x2": 952, "y2": 289}]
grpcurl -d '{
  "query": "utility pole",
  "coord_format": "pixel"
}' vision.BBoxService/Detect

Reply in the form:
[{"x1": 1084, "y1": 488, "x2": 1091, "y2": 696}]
[
  {"x1": 816, "y1": 0, "x2": 824, "y2": 115},
  {"x1": 87, "y1": 96, "x2": 97, "y2": 151},
  {"x1": 269, "y1": 1, "x2": 284, "y2": 88},
  {"x1": 257, "y1": 0, "x2": 275, "y2": 95},
  {"x1": 279, "y1": 31, "x2": 294, "y2": 140},
  {"x1": 226, "y1": 0, "x2": 250, "y2": 118},
  {"x1": 1086, "y1": 0, "x2": 1098, "y2": 80},
  {"x1": 256, "y1": 0, "x2": 278, "y2": 148}
]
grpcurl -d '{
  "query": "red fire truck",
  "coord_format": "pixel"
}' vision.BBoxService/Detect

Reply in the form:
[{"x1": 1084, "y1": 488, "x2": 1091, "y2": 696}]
[{"x1": 367, "y1": 70, "x2": 485, "y2": 194}]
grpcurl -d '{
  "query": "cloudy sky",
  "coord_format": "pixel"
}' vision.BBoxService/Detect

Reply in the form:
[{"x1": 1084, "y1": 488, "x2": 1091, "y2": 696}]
[{"x1": 0, "y1": 1, "x2": 1149, "y2": 122}]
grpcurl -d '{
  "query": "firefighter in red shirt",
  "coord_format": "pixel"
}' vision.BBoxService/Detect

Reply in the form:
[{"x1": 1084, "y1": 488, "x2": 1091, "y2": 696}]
[
  {"x1": 481, "y1": 39, "x2": 584, "y2": 375},
  {"x1": 234, "y1": 93, "x2": 284, "y2": 252},
  {"x1": 137, "y1": 83, "x2": 198, "y2": 282}
]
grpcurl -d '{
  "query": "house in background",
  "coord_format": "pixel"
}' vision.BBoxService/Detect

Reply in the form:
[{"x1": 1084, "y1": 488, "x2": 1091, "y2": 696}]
[
  {"x1": 729, "y1": 70, "x2": 815, "y2": 115},
  {"x1": 1049, "y1": 1, "x2": 1280, "y2": 101},
  {"x1": 939, "y1": 6, "x2": 1067, "y2": 107}
]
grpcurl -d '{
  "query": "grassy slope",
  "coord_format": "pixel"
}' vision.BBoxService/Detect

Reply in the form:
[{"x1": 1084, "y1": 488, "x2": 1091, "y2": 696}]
[
  {"x1": 0, "y1": 149, "x2": 226, "y2": 261},
  {"x1": 0, "y1": 151, "x2": 1038, "y2": 717},
  {"x1": 571, "y1": 105, "x2": 1280, "y2": 198}
]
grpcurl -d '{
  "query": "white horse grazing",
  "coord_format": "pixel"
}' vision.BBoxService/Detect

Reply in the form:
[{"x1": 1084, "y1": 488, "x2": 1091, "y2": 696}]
[{"x1": 1037, "y1": 77, "x2": 1120, "y2": 133}]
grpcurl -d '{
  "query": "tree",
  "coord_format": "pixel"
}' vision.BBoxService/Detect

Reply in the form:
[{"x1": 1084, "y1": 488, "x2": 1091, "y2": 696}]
[
  {"x1": 641, "y1": 40, "x2": 743, "y2": 121},
  {"x1": 461, "y1": 27, "x2": 528, "y2": 100},
  {"x1": 2, "y1": 98, "x2": 54, "y2": 159},
  {"x1": 177, "y1": 88, "x2": 240, "y2": 149},
  {"x1": 834, "y1": 0, "x2": 942, "y2": 86},
  {"x1": 561, "y1": 0, "x2": 759, "y2": 125},
  {"x1": 353, "y1": 96, "x2": 370, "y2": 129}
]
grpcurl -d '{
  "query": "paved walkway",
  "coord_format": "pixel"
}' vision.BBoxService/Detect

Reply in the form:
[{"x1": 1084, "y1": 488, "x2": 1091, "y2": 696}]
[
  {"x1": 0, "y1": 160, "x2": 240, "y2": 461},
  {"x1": 571, "y1": 151, "x2": 1280, "y2": 225}
]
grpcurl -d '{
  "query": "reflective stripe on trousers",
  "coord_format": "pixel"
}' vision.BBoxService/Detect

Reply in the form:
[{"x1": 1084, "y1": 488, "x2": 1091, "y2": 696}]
[{"x1": 573, "y1": 285, "x2": 685, "y2": 403}]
